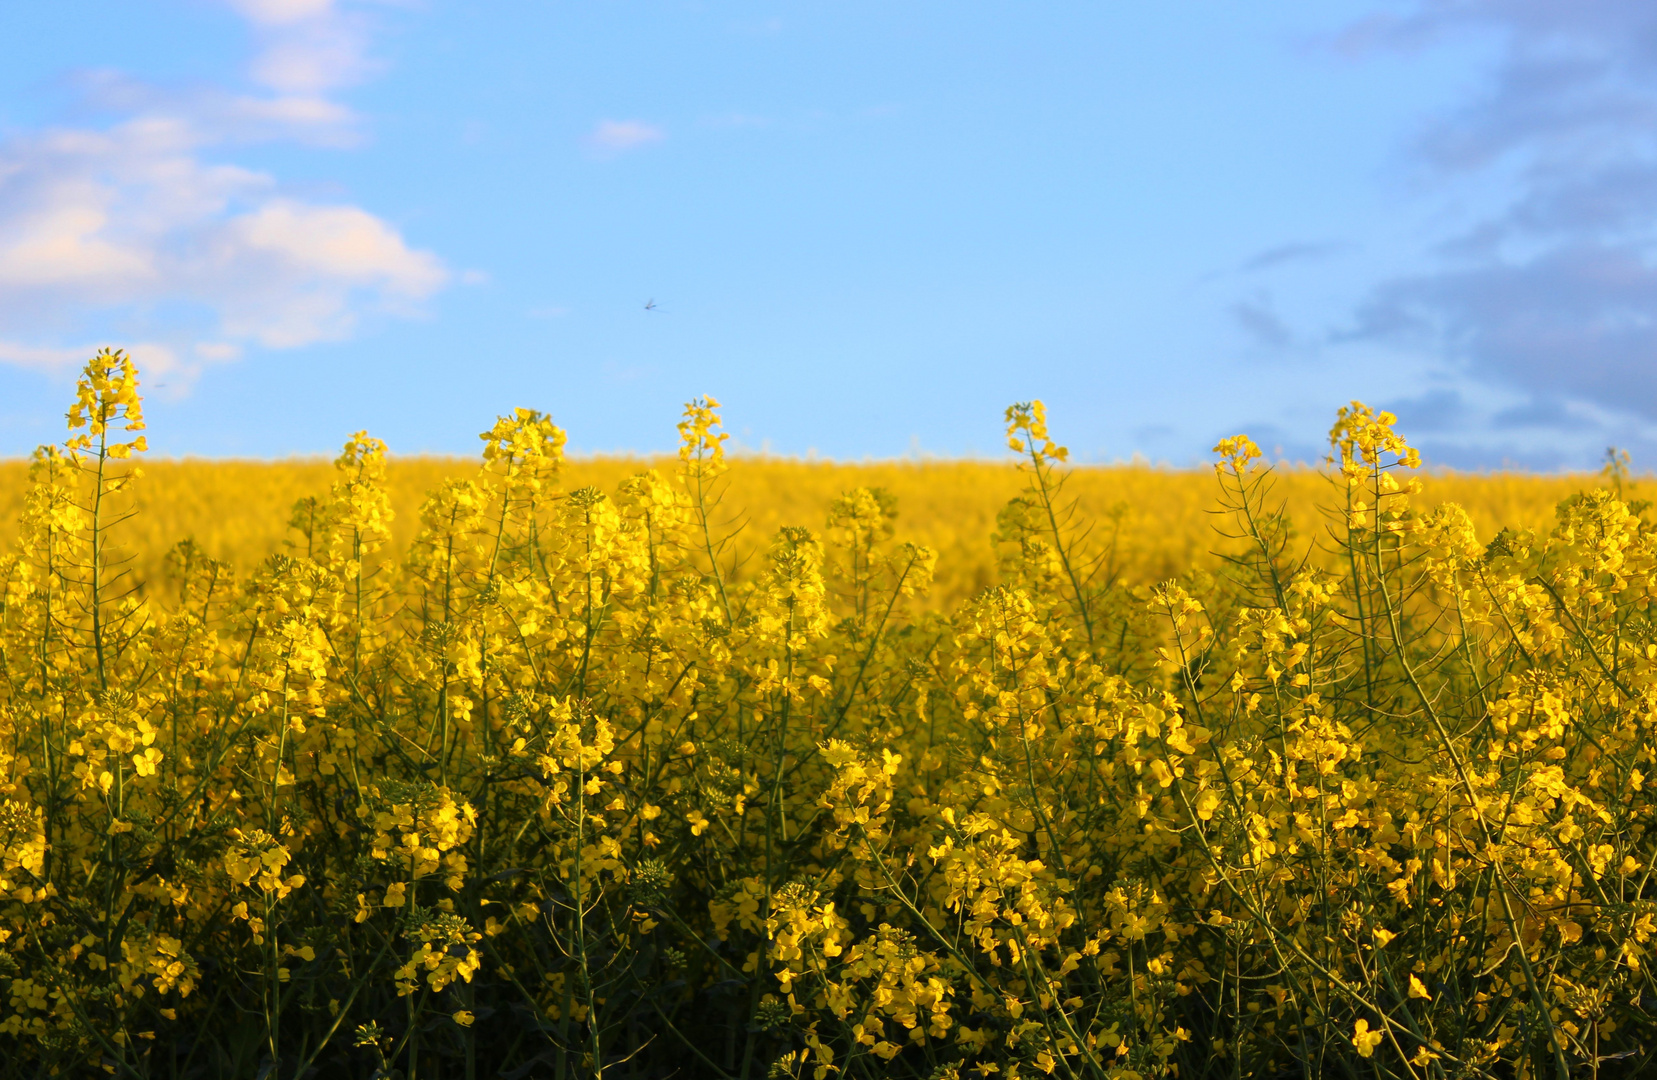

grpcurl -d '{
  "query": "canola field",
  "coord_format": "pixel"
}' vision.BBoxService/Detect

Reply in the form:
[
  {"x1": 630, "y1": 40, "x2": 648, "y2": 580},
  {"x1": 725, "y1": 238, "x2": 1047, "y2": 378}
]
[
  {"x1": 0, "y1": 350, "x2": 1650, "y2": 1079},
  {"x1": 0, "y1": 447, "x2": 1590, "y2": 615}
]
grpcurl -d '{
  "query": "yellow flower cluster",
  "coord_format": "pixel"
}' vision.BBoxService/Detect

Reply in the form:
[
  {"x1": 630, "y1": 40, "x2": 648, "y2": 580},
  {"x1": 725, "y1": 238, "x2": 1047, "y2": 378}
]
[{"x1": 0, "y1": 349, "x2": 1652, "y2": 1080}]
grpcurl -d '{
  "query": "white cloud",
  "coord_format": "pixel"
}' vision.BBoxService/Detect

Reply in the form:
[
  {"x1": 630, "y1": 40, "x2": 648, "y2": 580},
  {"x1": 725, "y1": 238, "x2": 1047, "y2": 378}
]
[
  {"x1": 227, "y1": 201, "x2": 445, "y2": 297},
  {"x1": 0, "y1": 116, "x2": 446, "y2": 358},
  {"x1": 584, "y1": 119, "x2": 666, "y2": 157},
  {"x1": 0, "y1": 341, "x2": 92, "y2": 369},
  {"x1": 217, "y1": 0, "x2": 374, "y2": 94},
  {"x1": 0, "y1": 340, "x2": 182, "y2": 376},
  {"x1": 194, "y1": 341, "x2": 243, "y2": 362},
  {"x1": 66, "y1": 69, "x2": 359, "y2": 148},
  {"x1": 215, "y1": 200, "x2": 448, "y2": 347},
  {"x1": 251, "y1": 21, "x2": 374, "y2": 94},
  {"x1": 224, "y1": 0, "x2": 337, "y2": 27},
  {"x1": 0, "y1": 1, "x2": 447, "y2": 379}
]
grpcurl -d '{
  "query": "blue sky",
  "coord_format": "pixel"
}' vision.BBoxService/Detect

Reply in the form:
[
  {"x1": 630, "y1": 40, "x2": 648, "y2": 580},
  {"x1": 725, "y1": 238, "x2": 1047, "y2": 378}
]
[{"x1": 2, "y1": 1, "x2": 1654, "y2": 468}]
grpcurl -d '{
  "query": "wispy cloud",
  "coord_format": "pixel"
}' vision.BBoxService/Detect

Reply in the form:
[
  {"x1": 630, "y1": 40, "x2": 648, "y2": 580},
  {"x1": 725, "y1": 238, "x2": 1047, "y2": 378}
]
[
  {"x1": 225, "y1": 0, "x2": 337, "y2": 24},
  {"x1": 68, "y1": 68, "x2": 361, "y2": 146},
  {"x1": 1493, "y1": 396, "x2": 1597, "y2": 431},
  {"x1": 0, "y1": 339, "x2": 183, "y2": 376},
  {"x1": 1231, "y1": 298, "x2": 1295, "y2": 349},
  {"x1": 1383, "y1": 387, "x2": 1466, "y2": 432},
  {"x1": 1239, "y1": 240, "x2": 1350, "y2": 273},
  {"x1": 584, "y1": 119, "x2": 666, "y2": 158},
  {"x1": 0, "y1": 0, "x2": 447, "y2": 380},
  {"x1": 225, "y1": 0, "x2": 378, "y2": 94},
  {"x1": 1355, "y1": 243, "x2": 1657, "y2": 420},
  {"x1": 1345, "y1": 0, "x2": 1657, "y2": 426}
]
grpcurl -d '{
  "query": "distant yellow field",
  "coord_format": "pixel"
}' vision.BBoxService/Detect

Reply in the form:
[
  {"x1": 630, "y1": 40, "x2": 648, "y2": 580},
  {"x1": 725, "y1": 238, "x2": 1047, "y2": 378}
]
[{"x1": 0, "y1": 455, "x2": 1610, "y2": 609}]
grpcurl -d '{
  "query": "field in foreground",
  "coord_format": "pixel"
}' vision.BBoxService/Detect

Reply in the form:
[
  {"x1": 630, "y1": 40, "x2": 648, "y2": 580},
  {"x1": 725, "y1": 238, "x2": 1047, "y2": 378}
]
[{"x1": 0, "y1": 351, "x2": 1652, "y2": 1079}]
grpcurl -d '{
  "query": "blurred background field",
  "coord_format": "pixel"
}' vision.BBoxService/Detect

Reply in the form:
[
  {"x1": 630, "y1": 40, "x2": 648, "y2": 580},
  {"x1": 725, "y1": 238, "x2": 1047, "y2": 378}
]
[{"x1": 0, "y1": 457, "x2": 1613, "y2": 610}]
